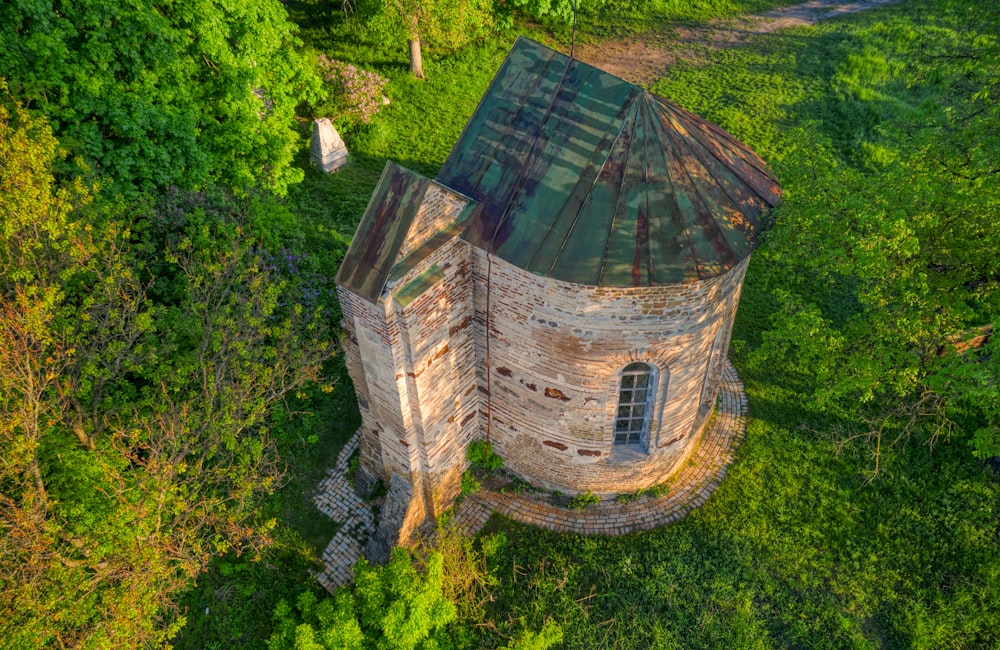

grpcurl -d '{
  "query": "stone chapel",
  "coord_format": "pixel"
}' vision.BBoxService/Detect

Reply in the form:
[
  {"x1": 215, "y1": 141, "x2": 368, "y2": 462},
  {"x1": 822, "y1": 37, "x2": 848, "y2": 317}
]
[{"x1": 335, "y1": 37, "x2": 781, "y2": 555}]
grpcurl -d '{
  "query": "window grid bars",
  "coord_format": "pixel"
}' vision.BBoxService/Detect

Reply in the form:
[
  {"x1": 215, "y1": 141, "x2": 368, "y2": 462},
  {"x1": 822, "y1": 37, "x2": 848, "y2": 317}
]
[{"x1": 615, "y1": 366, "x2": 652, "y2": 446}]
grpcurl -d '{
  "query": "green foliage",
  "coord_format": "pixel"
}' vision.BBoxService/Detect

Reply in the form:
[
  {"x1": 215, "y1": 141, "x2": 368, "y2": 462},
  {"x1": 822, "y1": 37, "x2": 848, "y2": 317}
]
[
  {"x1": 367, "y1": 0, "x2": 495, "y2": 49},
  {"x1": 466, "y1": 439, "x2": 504, "y2": 472},
  {"x1": 0, "y1": 89, "x2": 335, "y2": 645},
  {"x1": 498, "y1": 473, "x2": 535, "y2": 495},
  {"x1": 265, "y1": 523, "x2": 559, "y2": 650},
  {"x1": 469, "y1": 1, "x2": 1000, "y2": 646},
  {"x1": 506, "y1": 0, "x2": 791, "y2": 35},
  {"x1": 566, "y1": 490, "x2": 600, "y2": 511},
  {"x1": 615, "y1": 490, "x2": 642, "y2": 504},
  {"x1": 314, "y1": 55, "x2": 390, "y2": 127},
  {"x1": 0, "y1": 0, "x2": 320, "y2": 195},
  {"x1": 172, "y1": 377, "x2": 359, "y2": 648},
  {"x1": 268, "y1": 549, "x2": 457, "y2": 649},
  {"x1": 506, "y1": 0, "x2": 579, "y2": 24},
  {"x1": 615, "y1": 481, "x2": 670, "y2": 503},
  {"x1": 500, "y1": 620, "x2": 563, "y2": 650},
  {"x1": 929, "y1": 325, "x2": 1000, "y2": 459},
  {"x1": 460, "y1": 470, "x2": 482, "y2": 497},
  {"x1": 647, "y1": 0, "x2": 1000, "y2": 473}
]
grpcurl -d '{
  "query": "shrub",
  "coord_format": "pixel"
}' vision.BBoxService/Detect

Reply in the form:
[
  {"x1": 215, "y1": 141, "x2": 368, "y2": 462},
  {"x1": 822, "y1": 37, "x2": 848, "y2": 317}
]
[
  {"x1": 460, "y1": 470, "x2": 481, "y2": 498},
  {"x1": 567, "y1": 490, "x2": 600, "y2": 511},
  {"x1": 315, "y1": 55, "x2": 388, "y2": 126},
  {"x1": 467, "y1": 439, "x2": 504, "y2": 472},
  {"x1": 267, "y1": 549, "x2": 456, "y2": 649}
]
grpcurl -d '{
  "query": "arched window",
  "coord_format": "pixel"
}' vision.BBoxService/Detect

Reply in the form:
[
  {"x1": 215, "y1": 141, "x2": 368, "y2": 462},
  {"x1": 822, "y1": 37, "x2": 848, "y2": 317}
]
[{"x1": 615, "y1": 362, "x2": 655, "y2": 447}]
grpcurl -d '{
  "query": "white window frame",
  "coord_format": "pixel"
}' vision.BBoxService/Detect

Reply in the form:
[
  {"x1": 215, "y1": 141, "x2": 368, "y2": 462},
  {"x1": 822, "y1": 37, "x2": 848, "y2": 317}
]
[{"x1": 614, "y1": 362, "x2": 656, "y2": 448}]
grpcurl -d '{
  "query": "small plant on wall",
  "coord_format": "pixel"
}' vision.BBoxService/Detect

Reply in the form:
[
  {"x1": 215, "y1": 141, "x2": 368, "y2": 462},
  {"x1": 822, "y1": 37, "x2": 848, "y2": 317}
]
[
  {"x1": 459, "y1": 470, "x2": 481, "y2": 499},
  {"x1": 467, "y1": 440, "x2": 504, "y2": 473},
  {"x1": 567, "y1": 490, "x2": 600, "y2": 511}
]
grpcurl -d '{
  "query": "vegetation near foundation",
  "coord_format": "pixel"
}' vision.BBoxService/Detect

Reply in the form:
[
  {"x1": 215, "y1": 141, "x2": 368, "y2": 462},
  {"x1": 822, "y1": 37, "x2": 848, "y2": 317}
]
[{"x1": 1, "y1": 0, "x2": 997, "y2": 647}]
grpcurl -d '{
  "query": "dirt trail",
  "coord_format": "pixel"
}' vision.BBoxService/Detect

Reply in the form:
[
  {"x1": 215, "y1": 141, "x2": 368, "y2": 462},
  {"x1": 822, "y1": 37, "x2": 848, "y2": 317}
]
[{"x1": 573, "y1": 0, "x2": 904, "y2": 85}]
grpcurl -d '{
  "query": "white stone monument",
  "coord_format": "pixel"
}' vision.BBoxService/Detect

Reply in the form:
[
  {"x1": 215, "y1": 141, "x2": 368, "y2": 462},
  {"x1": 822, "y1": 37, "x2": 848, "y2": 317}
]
[{"x1": 310, "y1": 118, "x2": 348, "y2": 173}]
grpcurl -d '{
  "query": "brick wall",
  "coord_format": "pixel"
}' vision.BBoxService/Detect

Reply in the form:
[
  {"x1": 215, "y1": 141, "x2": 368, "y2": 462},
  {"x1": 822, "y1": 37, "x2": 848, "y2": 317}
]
[
  {"x1": 470, "y1": 250, "x2": 750, "y2": 495},
  {"x1": 338, "y1": 185, "x2": 479, "y2": 544},
  {"x1": 396, "y1": 181, "x2": 469, "y2": 260},
  {"x1": 388, "y1": 236, "x2": 478, "y2": 515}
]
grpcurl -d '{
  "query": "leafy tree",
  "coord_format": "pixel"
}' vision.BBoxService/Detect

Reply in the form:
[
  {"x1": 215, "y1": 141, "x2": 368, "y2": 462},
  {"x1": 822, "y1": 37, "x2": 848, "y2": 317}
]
[
  {"x1": 268, "y1": 549, "x2": 457, "y2": 649},
  {"x1": 505, "y1": 0, "x2": 579, "y2": 24},
  {"x1": 0, "y1": 0, "x2": 320, "y2": 195},
  {"x1": 0, "y1": 88, "x2": 334, "y2": 646},
  {"x1": 266, "y1": 538, "x2": 562, "y2": 650},
  {"x1": 748, "y1": 5, "x2": 1000, "y2": 467},
  {"x1": 368, "y1": 0, "x2": 494, "y2": 78}
]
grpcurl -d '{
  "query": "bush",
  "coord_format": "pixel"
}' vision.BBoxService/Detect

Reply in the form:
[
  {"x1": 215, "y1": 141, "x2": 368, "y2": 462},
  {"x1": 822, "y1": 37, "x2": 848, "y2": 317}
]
[
  {"x1": 567, "y1": 490, "x2": 600, "y2": 511},
  {"x1": 467, "y1": 440, "x2": 504, "y2": 472},
  {"x1": 267, "y1": 549, "x2": 456, "y2": 649},
  {"x1": 460, "y1": 470, "x2": 481, "y2": 498},
  {"x1": 315, "y1": 55, "x2": 389, "y2": 126}
]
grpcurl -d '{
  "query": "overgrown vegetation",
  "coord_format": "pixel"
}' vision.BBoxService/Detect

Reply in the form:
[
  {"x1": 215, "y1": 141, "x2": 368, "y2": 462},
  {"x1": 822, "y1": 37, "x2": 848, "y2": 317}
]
[
  {"x1": 0, "y1": 0, "x2": 319, "y2": 195},
  {"x1": 467, "y1": 440, "x2": 505, "y2": 473},
  {"x1": 0, "y1": 93, "x2": 334, "y2": 646},
  {"x1": 2, "y1": 0, "x2": 998, "y2": 646},
  {"x1": 267, "y1": 524, "x2": 562, "y2": 649},
  {"x1": 566, "y1": 491, "x2": 600, "y2": 511},
  {"x1": 615, "y1": 480, "x2": 671, "y2": 504}
]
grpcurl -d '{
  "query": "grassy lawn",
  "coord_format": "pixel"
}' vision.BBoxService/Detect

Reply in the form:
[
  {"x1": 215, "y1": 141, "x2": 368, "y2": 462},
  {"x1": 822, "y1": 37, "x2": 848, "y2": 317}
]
[{"x1": 173, "y1": 0, "x2": 999, "y2": 646}]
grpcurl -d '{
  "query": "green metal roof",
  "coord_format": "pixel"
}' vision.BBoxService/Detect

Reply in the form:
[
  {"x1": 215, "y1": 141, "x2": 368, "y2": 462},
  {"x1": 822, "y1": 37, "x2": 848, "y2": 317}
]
[
  {"x1": 438, "y1": 37, "x2": 781, "y2": 285},
  {"x1": 336, "y1": 161, "x2": 477, "y2": 303},
  {"x1": 337, "y1": 38, "x2": 782, "y2": 302}
]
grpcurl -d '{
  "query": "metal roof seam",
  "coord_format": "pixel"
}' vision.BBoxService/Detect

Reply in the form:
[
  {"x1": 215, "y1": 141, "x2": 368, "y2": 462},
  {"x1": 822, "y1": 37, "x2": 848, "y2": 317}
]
[
  {"x1": 652, "y1": 101, "x2": 706, "y2": 282},
  {"x1": 597, "y1": 99, "x2": 641, "y2": 286},
  {"x1": 661, "y1": 97, "x2": 780, "y2": 200},
  {"x1": 661, "y1": 108, "x2": 762, "y2": 236},
  {"x1": 665, "y1": 118, "x2": 744, "y2": 272},
  {"x1": 640, "y1": 96, "x2": 655, "y2": 285},
  {"x1": 485, "y1": 52, "x2": 576, "y2": 250},
  {"x1": 541, "y1": 87, "x2": 639, "y2": 279}
]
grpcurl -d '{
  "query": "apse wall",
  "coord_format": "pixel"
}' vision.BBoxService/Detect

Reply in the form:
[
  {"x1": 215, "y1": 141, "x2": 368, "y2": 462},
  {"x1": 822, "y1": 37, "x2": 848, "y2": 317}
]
[{"x1": 472, "y1": 250, "x2": 750, "y2": 495}]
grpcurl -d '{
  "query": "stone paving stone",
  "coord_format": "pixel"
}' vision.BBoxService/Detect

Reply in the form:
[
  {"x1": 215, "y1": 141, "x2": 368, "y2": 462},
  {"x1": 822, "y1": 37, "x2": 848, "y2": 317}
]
[{"x1": 311, "y1": 430, "x2": 378, "y2": 593}]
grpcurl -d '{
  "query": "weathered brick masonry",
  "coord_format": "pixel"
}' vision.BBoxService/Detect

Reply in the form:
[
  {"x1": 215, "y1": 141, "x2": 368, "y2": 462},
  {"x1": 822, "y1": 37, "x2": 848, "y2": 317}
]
[
  {"x1": 473, "y1": 250, "x2": 748, "y2": 494},
  {"x1": 340, "y1": 189, "x2": 749, "y2": 544},
  {"x1": 338, "y1": 182, "x2": 479, "y2": 551}
]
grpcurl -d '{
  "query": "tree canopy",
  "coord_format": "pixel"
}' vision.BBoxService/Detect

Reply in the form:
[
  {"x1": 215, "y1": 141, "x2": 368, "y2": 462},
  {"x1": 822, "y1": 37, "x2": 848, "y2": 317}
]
[
  {"x1": 0, "y1": 90, "x2": 334, "y2": 646},
  {"x1": 741, "y1": 3, "x2": 1000, "y2": 463},
  {"x1": 367, "y1": 0, "x2": 494, "y2": 78},
  {"x1": 0, "y1": 0, "x2": 320, "y2": 195}
]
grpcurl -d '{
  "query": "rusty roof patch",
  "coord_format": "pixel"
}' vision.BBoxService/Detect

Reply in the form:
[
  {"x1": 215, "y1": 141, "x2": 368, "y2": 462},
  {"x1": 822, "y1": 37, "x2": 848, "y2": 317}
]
[{"x1": 335, "y1": 162, "x2": 432, "y2": 302}]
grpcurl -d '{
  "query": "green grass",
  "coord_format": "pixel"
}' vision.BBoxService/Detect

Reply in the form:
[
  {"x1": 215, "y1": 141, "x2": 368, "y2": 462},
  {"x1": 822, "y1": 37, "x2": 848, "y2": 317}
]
[{"x1": 570, "y1": 0, "x2": 798, "y2": 41}]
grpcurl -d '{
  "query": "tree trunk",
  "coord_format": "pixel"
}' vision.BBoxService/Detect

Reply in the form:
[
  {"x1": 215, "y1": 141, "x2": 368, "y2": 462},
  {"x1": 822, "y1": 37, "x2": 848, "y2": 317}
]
[{"x1": 408, "y1": 36, "x2": 424, "y2": 79}]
